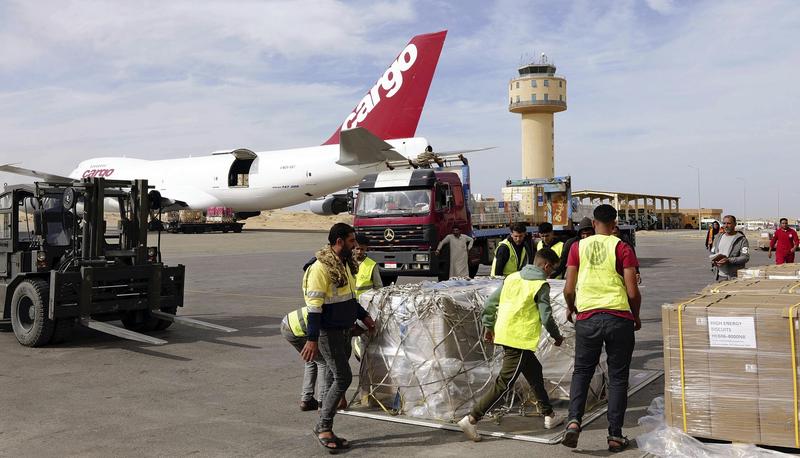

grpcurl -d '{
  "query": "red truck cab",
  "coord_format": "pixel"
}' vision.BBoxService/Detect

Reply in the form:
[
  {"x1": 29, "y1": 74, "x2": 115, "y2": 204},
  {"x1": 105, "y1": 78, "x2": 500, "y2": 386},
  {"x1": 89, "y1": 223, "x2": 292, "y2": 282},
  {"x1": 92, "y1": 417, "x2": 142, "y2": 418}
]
[{"x1": 353, "y1": 169, "x2": 470, "y2": 283}]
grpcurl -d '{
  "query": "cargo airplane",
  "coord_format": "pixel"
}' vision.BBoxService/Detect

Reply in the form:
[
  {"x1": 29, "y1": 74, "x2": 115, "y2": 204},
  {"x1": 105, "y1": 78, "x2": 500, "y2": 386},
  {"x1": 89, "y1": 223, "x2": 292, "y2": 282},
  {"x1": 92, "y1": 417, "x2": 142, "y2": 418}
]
[{"x1": 1, "y1": 31, "x2": 448, "y2": 218}]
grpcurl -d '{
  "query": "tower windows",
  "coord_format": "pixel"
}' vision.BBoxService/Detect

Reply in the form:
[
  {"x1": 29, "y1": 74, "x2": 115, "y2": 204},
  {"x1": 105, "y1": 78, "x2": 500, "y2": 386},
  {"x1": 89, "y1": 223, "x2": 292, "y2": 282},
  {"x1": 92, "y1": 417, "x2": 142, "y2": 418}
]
[
  {"x1": 515, "y1": 95, "x2": 520, "y2": 103},
  {"x1": 531, "y1": 94, "x2": 536, "y2": 102},
  {"x1": 516, "y1": 81, "x2": 519, "y2": 89},
  {"x1": 531, "y1": 80, "x2": 537, "y2": 88},
  {"x1": 559, "y1": 95, "x2": 563, "y2": 101},
  {"x1": 559, "y1": 81, "x2": 563, "y2": 88},
  {"x1": 544, "y1": 94, "x2": 549, "y2": 101},
  {"x1": 544, "y1": 79, "x2": 550, "y2": 87}
]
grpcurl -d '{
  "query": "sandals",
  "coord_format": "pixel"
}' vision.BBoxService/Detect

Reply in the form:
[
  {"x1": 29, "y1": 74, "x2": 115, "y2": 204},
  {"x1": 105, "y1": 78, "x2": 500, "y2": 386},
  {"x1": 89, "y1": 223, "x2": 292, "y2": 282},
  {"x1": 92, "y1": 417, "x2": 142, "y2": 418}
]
[
  {"x1": 300, "y1": 398, "x2": 319, "y2": 411},
  {"x1": 561, "y1": 421, "x2": 581, "y2": 448},
  {"x1": 313, "y1": 428, "x2": 350, "y2": 454},
  {"x1": 607, "y1": 435, "x2": 630, "y2": 453}
]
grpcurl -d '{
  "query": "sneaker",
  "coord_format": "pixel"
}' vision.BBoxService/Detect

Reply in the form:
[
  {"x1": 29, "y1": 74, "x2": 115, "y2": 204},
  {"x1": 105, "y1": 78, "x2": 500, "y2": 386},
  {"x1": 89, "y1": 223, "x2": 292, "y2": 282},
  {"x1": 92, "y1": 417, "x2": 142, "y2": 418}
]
[
  {"x1": 544, "y1": 412, "x2": 564, "y2": 429},
  {"x1": 457, "y1": 415, "x2": 482, "y2": 442}
]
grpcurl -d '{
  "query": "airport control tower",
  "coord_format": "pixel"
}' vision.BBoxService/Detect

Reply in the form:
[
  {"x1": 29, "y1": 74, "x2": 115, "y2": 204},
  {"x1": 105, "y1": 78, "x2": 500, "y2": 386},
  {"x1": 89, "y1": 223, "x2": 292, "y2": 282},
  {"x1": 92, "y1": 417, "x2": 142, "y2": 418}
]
[{"x1": 508, "y1": 54, "x2": 567, "y2": 179}]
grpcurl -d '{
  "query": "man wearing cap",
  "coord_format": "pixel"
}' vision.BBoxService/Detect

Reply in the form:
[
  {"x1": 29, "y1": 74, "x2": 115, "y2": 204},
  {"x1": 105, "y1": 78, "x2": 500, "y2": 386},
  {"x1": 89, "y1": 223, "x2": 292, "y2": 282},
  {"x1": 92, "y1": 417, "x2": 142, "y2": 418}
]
[{"x1": 552, "y1": 217, "x2": 594, "y2": 279}]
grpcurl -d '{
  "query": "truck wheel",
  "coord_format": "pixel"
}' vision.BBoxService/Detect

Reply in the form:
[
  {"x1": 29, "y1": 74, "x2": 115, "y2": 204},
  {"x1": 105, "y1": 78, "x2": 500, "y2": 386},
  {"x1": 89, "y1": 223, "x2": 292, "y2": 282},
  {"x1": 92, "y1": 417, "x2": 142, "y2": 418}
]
[
  {"x1": 154, "y1": 307, "x2": 176, "y2": 331},
  {"x1": 10, "y1": 279, "x2": 55, "y2": 347},
  {"x1": 233, "y1": 225, "x2": 242, "y2": 233}
]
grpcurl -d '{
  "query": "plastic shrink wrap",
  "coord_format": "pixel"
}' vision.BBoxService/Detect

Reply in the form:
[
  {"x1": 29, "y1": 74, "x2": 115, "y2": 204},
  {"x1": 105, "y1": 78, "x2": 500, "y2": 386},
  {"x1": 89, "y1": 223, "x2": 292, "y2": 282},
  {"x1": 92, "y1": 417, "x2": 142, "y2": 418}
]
[
  {"x1": 356, "y1": 277, "x2": 606, "y2": 422},
  {"x1": 637, "y1": 397, "x2": 792, "y2": 457}
]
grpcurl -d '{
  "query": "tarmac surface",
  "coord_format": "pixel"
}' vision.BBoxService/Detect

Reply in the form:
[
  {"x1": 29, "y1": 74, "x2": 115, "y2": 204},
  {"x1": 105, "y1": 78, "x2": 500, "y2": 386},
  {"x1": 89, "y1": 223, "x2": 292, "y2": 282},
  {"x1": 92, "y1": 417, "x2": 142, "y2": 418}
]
[{"x1": 0, "y1": 229, "x2": 773, "y2": 457}]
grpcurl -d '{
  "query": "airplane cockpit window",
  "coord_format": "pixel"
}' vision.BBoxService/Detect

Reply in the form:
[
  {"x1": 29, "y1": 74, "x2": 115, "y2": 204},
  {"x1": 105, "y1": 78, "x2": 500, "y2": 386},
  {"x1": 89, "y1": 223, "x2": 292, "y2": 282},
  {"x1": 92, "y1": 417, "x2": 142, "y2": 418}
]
[{"x1": 356, "y1": 190, "x2": 431, "y2": 217}]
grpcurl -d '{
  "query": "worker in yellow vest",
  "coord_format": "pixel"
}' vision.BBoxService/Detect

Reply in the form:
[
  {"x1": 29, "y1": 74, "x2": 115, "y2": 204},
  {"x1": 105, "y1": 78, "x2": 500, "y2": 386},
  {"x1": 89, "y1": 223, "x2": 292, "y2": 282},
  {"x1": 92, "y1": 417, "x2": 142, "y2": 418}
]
[
  {"x1": 458, "y1": 248, "x2": 565, "y2": 442},
  {"x1": 352, "y1": 234, "x2": 382, "y2": 361},
  {"x1": 536, "y1": 222, "x2": 564, "y2": 278},
  {"x1": 354, "y1": 234, "x2": 382, "y2": 299},
  {"x1": 491, "y1": 222, "x2": 530, "y2": 276},
  {"x1": 561, "y1": 205, "x2": 641, "y2": 453},
  {"x1": 280, "y1": 303, "x2": 332, "y2": 411}
]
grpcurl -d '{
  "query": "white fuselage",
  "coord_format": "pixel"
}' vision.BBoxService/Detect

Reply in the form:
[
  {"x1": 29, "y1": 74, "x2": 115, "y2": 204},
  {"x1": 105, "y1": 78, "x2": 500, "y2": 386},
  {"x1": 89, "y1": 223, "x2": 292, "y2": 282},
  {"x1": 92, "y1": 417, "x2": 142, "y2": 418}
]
[{"x1": 68, "y1": 138, "x2": 428, "y2": 212}]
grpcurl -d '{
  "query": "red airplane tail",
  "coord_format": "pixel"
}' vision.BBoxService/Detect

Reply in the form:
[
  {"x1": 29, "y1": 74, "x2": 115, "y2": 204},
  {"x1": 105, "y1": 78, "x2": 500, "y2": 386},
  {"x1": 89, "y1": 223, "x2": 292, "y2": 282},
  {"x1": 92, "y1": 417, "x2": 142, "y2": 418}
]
[{"x1": 323, "y1": 30, "x2": 447, "y2": 145}]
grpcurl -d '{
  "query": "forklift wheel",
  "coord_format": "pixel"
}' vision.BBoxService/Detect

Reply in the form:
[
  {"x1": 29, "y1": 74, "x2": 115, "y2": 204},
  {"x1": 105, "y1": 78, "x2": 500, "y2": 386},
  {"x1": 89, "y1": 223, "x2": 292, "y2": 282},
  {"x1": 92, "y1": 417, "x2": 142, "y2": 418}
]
[{"x1": 10, "y1": 279, "x2": 55, "y2": 347}]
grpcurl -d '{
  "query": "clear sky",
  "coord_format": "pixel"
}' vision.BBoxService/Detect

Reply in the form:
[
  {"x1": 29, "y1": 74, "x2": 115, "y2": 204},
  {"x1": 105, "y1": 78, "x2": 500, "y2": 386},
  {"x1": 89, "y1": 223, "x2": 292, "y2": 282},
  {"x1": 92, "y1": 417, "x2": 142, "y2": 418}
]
[{"x1": 1, "y1": 0, "x2": 798, "y2": 219}]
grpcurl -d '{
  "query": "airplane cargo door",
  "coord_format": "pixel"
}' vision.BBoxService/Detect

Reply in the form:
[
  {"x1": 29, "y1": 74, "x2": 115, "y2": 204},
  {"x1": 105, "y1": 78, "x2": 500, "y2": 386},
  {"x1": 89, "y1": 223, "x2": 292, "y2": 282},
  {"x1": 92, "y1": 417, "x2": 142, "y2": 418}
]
[{"x1": 221, "y1": 149, "x2": 258, "y2": 189}]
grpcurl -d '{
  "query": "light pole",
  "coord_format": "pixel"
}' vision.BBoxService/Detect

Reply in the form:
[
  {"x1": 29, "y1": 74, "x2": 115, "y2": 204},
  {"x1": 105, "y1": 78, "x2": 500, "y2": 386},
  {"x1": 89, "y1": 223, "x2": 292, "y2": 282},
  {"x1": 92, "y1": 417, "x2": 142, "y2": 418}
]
[
  {"x1": 688, "y1": 165, "x2": 701, "y2": 231},
  {"x1": 736, "y1": 176, "x2": 746, "y2": 228}
]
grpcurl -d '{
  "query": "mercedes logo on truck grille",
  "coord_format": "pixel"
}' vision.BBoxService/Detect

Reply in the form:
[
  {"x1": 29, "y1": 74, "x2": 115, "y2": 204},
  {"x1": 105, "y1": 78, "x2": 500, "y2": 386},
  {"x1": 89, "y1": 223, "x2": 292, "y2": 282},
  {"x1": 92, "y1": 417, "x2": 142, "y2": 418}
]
[{"x1": 384, "y1": 228, "x2": 395, "y2": 241}]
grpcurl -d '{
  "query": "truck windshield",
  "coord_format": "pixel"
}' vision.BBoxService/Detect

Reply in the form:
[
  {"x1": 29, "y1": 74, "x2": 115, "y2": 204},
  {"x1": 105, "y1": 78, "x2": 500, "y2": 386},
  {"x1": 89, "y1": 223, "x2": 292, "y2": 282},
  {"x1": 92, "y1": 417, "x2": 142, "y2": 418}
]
[{"x1": 356, "y1": 189, "x2": 431, "y2": 217}]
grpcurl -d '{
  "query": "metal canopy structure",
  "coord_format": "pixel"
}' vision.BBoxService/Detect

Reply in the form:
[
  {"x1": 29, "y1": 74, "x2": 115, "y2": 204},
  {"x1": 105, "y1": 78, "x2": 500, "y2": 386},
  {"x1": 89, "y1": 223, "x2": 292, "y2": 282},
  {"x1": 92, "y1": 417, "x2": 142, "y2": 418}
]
[{"x1": 574, "y1": 189, "x2": 681, "y2": 229}]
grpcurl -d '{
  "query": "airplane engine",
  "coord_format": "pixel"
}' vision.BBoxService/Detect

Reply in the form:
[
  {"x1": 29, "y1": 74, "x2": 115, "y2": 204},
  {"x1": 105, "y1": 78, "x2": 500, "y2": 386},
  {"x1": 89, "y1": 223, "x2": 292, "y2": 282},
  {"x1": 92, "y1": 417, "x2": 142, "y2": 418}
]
[{"x1": 309, "y1": 194, "x2": 351, "y2": 215}]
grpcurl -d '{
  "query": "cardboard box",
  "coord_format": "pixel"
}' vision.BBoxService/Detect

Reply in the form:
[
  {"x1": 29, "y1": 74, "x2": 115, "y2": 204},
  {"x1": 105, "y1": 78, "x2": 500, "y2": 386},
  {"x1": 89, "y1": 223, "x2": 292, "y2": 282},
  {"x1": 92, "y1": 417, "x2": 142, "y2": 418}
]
[
  {"x1": 663, "y1": 293, "x2": 800, "y2": 448},
  {"x1": 738, "y1": 264, "x2": 800, "y2": 280},
  {"x1": 701, "y1": 278, "x2": 800, "y2": 295}
]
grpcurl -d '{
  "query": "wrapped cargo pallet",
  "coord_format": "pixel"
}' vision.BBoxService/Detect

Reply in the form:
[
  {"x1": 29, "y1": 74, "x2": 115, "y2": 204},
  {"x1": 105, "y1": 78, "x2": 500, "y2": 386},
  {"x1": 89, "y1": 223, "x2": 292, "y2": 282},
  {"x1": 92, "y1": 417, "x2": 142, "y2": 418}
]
[
  {"x1": 662, "y1": 293, "x2": 800, "y2": 448},
  {"x1": 356, "y1": 278, "x2": 607, "y2": 422}
]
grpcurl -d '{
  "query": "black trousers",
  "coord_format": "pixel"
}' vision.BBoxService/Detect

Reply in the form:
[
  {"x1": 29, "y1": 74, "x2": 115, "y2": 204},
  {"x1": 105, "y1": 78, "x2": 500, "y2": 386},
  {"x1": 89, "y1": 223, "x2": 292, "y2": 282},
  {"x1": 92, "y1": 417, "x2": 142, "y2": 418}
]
[
  {"x1": 470, "y1": 345, "x2": 553, "y2": 420},
  {"x1": 567, "y1": 313, "x2": 635, "y2": 436}
]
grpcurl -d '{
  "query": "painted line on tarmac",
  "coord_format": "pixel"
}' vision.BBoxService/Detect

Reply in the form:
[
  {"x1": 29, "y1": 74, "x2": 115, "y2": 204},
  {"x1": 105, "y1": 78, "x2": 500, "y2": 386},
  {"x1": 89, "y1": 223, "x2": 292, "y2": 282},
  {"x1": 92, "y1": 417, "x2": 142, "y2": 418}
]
[{"x1": 185, "y1": 289, "x2": 297, "y2": 301}]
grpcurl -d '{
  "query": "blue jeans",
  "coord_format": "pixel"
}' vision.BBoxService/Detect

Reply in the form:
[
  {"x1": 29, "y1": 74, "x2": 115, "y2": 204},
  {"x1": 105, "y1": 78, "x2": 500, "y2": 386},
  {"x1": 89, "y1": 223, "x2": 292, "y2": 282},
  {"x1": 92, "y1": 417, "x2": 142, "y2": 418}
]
[{"x1": 567, "y1": 313, "x2": 635, "y2": 437}]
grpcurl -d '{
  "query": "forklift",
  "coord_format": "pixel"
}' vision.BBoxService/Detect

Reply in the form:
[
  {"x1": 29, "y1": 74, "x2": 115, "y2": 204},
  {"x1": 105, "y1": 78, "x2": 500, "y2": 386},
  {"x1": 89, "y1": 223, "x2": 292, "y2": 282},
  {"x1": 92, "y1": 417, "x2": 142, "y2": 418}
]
[{"x1": 0, "y1": 177, "x2": 235, "y2": 347}]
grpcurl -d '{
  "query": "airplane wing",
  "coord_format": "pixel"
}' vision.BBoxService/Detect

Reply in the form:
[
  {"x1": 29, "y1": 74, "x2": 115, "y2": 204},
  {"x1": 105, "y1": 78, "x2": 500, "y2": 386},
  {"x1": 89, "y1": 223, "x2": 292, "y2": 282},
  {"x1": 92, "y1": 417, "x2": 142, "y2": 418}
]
[
  {"x1": 336, "y1": 127, "x2": 406, "y2": 166},
  {"x1": 0, "y1": 164, "x2": 74, "y2": 182},
  {"x1": 432, "y1": 147, "x2": 495, "y2": 155}
]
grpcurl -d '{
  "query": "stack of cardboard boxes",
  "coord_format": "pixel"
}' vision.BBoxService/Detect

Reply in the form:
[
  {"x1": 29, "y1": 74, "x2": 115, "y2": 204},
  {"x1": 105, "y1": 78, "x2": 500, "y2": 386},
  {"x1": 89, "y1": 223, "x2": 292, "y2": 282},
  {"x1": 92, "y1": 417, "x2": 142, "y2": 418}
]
[
  {"x1": 501, "y1": 186, "x2": 545, "y2": 222},
  {"x1": 472, "y1": 200, "x2": 522, "y2": 226},
  {"x1": 663, "y1": 266, "x2": 800, "y2": 448}
]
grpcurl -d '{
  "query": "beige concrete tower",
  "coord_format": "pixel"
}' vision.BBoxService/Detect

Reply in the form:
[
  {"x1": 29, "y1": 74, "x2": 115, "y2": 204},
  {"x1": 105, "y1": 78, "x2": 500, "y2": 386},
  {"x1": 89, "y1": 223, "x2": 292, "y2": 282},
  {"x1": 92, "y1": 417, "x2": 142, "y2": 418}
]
[{"x1": 508, "y1": 55, "x2": 567, "y2": 179}]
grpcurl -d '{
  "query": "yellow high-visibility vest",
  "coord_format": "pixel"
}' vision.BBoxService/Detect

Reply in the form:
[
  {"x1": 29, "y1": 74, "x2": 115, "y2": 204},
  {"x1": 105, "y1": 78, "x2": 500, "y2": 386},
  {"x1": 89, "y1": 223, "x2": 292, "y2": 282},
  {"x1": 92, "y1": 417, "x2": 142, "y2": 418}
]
[
  {"x1": 493, "y1": 272, "x2": 547, "y2": 351},
  {"x1": 576, "y1": 234, "x2": 630, "y2": 313},
  {"x1": 491, "y1": 239, "x2": 528, "y2": 276},
  {"x1": 537, "y1": 240, "x2": 564, "y2": 258},
  {"x1": 286, "y1": 306, "x2": 309, "y2": 337},
  {"x1": 355, "y1": 257, "x2": 377, "y2": 299}
]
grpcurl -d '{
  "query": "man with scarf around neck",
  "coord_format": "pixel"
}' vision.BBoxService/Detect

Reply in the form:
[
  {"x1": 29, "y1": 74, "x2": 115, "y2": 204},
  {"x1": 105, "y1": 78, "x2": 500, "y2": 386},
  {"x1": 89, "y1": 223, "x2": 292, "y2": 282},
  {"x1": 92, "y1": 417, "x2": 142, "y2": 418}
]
[{"x1": 300, "y1": 223, "x2": 375, "y2": 453}]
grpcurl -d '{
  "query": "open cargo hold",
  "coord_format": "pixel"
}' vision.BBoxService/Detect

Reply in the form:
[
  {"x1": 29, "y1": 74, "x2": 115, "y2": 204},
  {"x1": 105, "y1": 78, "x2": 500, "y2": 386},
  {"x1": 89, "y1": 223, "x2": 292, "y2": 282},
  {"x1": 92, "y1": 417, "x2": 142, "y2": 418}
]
[{"x1": 662, "y1": 292, "x2": 800, "y2": 448}]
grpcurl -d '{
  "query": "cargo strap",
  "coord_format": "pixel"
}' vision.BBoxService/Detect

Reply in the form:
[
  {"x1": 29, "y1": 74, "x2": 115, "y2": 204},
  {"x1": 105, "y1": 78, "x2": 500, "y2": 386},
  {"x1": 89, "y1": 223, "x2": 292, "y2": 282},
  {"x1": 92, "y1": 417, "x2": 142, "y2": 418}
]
[
  {"x1": 790, "y1": 303, "x2": 800, "y2": 447},
  {"x1": 677, "y1": 296, "x2": 704, "y2": 433},
  {"x1": 708, "y1": 278, "x2": 737, "y2": 294}
]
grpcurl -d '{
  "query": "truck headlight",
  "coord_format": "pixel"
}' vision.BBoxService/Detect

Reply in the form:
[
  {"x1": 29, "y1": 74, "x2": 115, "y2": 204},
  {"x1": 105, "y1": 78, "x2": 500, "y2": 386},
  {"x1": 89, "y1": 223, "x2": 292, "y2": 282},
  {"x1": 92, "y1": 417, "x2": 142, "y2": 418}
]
[{"x1": 415, "y1": 254, "x2": 429, "y2": 262}]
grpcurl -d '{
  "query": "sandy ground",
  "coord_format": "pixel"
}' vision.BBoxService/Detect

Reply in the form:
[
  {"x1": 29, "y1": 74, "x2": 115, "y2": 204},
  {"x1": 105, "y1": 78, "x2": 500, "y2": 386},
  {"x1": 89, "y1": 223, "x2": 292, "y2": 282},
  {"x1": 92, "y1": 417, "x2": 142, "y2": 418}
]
[{"x1": 243, "y1": 210, "x2": 353, "y2": 231}]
